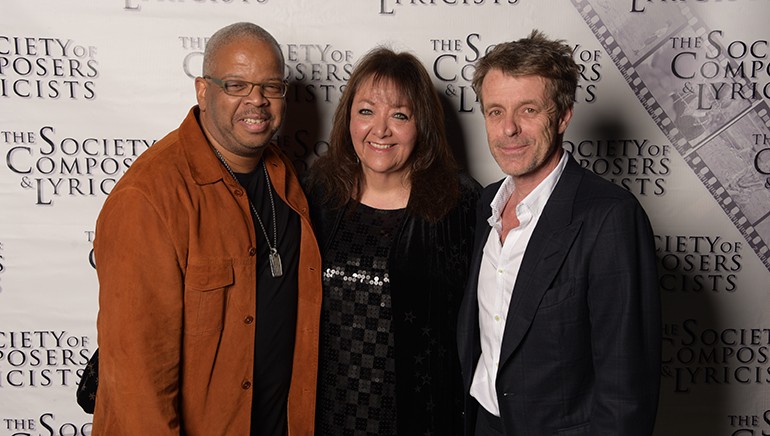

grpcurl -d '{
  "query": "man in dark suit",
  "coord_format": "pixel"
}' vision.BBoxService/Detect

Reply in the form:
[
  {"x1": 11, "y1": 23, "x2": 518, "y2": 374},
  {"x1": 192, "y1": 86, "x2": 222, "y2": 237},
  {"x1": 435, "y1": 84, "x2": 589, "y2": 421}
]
[{"x1": 457, "y1": 30, "x2": 661, "y2": 435}]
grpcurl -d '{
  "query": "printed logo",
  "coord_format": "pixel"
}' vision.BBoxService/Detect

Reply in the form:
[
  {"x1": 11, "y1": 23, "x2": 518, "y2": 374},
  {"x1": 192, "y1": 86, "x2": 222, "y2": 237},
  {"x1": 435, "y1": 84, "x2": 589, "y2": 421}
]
[
  {"x1": 430, "y1": 33, "x2": 497, "y2": 114},
  {"x1": 563, "y1": 139, "x2": 671, "y2": 196},
  {"x1": 277, "y1": 43, "x2": 356, "y2": 171},
  {"x1": 728, "y1": 410, "x2": 770, "y2": 435},
  {"x1": 0, "y1": 331, "x2": 91, "y2": 389},
  {"x1": 0, "y1": 36, "x2": 98, "y2": 100},
  {"x1": 378, "y1": 0, "x2": 520, "y2": 16},
  {"x1": 283, "y1": 43, "x2": 354, "y2": 104},
  {"x1": 571, "y1": 0, "x2": 770, "y2": 272},
  {"x1": 3, "y1": 126, "x2": 154, "y2": 205},
  {"x1": 1, "y1": 413, "x2": 91, "y2": 436},
  {"x1": 662, "y1": 319, "x2": 770, "y2": 393},
  {"x1": 431, "y1": 34, "x2": 603, "y2": 114},
  {"x1": 655, "y1": 235, "x2": 743, "y2": 293}
]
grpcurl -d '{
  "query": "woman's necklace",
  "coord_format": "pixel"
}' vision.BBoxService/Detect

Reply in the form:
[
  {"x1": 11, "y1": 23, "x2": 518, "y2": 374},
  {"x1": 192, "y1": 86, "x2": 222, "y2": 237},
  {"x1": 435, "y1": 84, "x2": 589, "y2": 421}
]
[{"x1": 211, "y1": 147, "x2": 283, "y2": 278}]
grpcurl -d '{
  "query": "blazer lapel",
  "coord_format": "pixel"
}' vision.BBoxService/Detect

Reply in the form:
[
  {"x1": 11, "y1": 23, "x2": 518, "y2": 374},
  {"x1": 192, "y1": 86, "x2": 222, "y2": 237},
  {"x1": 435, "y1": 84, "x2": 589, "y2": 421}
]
[{"x1": 498, "y1": 156, "x2": 584, "y2": 368}]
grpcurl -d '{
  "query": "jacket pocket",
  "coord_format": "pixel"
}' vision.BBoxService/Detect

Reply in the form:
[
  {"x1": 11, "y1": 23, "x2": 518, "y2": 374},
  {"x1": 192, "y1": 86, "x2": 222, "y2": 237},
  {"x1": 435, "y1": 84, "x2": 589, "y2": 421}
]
[
  {"x1": 184, "y1": 262, "x2": 234, "y2": 335},
  {"x1": 538, "y1": 278, "x2": 576, "y2": 309},
  {"x1": 556, "y1": 421, "x2": 589, "y2": 435}
]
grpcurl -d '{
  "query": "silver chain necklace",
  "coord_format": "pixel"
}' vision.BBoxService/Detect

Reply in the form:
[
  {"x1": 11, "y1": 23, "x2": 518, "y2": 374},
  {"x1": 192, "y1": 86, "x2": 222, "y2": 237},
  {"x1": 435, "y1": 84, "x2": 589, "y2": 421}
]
[{"x1": 211, "y1": 147, "x2": 283, "y2": 278}]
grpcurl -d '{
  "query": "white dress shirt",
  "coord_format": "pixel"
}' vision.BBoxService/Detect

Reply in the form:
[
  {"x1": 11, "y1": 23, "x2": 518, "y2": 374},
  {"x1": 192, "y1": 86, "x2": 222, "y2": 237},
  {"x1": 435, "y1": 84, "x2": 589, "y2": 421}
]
[{"x1": 470, "y1": 151, "x2": 569, "y2": 416}]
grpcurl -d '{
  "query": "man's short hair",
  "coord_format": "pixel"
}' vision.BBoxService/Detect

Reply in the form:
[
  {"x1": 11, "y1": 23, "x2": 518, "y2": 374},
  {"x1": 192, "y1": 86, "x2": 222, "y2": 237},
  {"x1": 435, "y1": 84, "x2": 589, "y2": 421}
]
[{"x1": 472, "y1": 29, "x2": 579, "y2": 116}]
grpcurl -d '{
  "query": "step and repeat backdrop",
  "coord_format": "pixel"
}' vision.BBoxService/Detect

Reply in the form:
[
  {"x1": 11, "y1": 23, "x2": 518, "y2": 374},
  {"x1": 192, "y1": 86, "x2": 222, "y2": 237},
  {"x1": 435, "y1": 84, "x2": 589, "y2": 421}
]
[{"x1": 2, "y1": 0, "x2": 770, "y2": 435}]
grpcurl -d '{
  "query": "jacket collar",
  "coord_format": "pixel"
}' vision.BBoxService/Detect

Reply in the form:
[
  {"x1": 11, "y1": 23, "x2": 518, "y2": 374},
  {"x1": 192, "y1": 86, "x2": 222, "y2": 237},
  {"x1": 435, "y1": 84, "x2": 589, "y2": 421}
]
[{"x1": 179, "y1": 106, "x2": 284, "y2": 191}]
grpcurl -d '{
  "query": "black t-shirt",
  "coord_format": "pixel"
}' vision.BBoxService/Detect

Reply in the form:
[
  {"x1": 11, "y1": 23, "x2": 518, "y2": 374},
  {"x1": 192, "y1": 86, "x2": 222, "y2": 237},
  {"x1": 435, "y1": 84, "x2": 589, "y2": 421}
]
[{"x1": 235, "y1": 161, "x2": 300, "y2": 436}]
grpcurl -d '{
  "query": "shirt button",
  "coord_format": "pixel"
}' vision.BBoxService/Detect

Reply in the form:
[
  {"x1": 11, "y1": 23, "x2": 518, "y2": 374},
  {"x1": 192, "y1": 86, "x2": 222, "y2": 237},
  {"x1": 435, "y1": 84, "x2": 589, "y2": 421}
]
[
  {"x1": 494, "y1": 315, "x2": 501, "y2": 322},
  {"x1": 244, "y1": 315, "x2": 254, "y2": 324},
  {"x1": 497, "y1": 269, "x2": 504, "y2": 274},
  {"x1": 241, "y1": 380, "x2": 252, "y2": 390},
  {"x1": 248, "y1": 247, "x2": 257, "y2": 256}
]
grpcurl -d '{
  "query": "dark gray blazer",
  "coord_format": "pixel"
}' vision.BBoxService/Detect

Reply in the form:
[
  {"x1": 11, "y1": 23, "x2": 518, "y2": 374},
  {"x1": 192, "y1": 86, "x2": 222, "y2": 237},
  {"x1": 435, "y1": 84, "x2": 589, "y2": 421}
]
[{"x1": 457, "y1": 155, "x2": 661, "y2": 436}]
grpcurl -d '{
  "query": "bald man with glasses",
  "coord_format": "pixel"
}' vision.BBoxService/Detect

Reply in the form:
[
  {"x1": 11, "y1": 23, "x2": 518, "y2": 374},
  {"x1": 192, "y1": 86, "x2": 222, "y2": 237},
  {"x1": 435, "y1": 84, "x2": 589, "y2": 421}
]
[{"x1": 92, "y1": 22, "x2": 322, "y2": 436}]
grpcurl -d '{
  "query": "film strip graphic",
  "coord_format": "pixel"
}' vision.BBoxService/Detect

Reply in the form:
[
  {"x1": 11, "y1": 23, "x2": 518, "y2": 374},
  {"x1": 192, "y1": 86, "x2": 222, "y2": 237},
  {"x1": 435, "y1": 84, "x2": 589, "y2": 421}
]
[{"x1": 570, "y1": 0, "x2": 770, "y2": 272}]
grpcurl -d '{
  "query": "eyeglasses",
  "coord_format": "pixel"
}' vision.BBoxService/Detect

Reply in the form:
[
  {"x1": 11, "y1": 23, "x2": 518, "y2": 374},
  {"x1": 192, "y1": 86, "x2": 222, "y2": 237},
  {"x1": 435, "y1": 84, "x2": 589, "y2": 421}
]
[{"x1": 203, "y1": 76, "x2": 288, "y2": 98}]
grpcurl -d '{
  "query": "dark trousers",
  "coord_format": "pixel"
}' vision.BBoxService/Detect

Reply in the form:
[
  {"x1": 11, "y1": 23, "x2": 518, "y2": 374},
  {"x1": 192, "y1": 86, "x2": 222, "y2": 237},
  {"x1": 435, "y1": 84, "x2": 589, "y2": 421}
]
[{"x1": 475, "y1": 404, "x2": 504, "y2": 436}]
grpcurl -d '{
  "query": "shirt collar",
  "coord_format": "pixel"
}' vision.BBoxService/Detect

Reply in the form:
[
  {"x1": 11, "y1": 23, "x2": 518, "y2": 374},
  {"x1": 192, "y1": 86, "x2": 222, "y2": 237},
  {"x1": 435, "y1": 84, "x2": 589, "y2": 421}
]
[{"x1": 487, "y1": 151, "x2": 569, "y2": 233}]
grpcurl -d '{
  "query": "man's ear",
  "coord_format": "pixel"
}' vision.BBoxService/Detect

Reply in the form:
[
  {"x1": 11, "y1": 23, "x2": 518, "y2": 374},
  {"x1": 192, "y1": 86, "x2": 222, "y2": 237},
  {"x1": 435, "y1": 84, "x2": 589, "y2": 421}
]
[
  {"x1": 195, "y1": 77, "x2": 207, "y2": 111},
  {"x1": 558, "y1": 106, "x2": 573, "y2": 134}
]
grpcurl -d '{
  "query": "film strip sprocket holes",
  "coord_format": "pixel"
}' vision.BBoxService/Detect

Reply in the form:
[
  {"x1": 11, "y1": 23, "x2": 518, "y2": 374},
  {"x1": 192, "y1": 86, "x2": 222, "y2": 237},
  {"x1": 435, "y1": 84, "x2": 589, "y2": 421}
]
[{"x1": 570, "y1": 0, "x2": 770, "y2": 272}]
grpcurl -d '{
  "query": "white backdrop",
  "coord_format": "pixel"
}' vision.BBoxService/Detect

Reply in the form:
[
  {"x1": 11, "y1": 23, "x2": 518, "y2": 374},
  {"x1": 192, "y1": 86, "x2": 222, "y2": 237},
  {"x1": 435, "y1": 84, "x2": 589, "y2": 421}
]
[{"x1": 1, "y1": 1, "x2": 770, "y2": 435}]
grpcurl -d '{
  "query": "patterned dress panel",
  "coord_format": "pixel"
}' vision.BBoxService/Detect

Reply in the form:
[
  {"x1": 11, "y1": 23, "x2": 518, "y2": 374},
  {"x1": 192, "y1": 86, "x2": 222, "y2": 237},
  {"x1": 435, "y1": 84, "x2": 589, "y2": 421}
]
[{"x1": 316, "y1": 202, "x2": 405, "y2": 436}]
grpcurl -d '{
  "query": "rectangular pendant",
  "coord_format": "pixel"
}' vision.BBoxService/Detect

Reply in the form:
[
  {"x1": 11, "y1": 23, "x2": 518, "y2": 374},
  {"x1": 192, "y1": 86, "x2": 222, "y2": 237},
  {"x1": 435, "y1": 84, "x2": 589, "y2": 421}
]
[{"x1": 269, "y1": 250, "x2": 283, "y2": 278}]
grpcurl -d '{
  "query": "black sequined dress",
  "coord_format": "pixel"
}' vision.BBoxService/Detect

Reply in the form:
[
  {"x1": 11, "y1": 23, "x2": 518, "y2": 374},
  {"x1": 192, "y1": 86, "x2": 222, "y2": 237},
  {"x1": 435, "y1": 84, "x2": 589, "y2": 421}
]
[
  {"x1": 316, "y1": 202, "x2": 405, "y2": 435},
  {"x1": 309, "y1": 174, "x2": 481, "y2": 436}
]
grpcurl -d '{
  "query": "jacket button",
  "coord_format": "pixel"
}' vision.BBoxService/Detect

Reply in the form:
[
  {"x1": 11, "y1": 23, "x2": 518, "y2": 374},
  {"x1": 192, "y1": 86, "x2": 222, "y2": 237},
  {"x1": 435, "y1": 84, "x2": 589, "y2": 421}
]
[
  {"x1": 248, "y1": 247, "x2": 257, "y2": 256},
  {"x1": 234, "y1": 189, "x2": 244, "y2": 196},
  {"x1": 242, "y1": 380, "x2": 252, "y2": 390},
  {"x1": 244, "y1": 315, "x2": 254, "y2": 324}
]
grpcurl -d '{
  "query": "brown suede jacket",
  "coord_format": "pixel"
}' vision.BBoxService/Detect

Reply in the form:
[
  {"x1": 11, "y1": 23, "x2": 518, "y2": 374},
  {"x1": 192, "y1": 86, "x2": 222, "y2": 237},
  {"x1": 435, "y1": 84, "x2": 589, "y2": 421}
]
[{"x1": 92, "y1": 107, "x2": 321, "y2": 435}]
